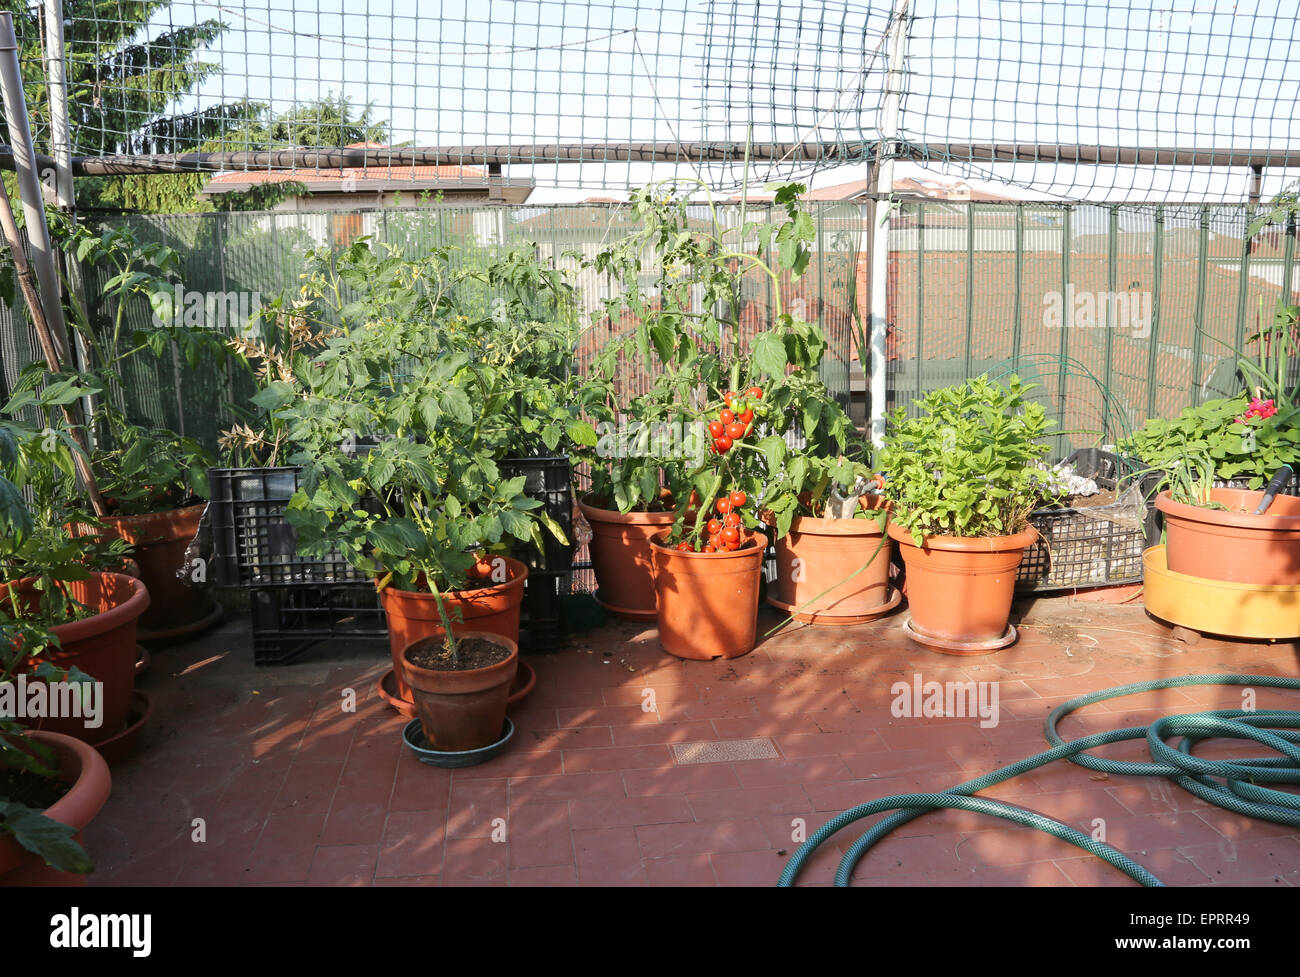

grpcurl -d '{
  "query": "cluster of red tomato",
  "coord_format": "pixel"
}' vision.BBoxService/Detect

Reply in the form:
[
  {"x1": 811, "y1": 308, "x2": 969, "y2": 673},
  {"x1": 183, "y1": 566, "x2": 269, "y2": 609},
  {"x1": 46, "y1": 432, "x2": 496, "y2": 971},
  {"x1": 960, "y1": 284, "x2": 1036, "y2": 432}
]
[
  {"x1": 676, "y1": 491, "x2": 749, "y2": 552},
  {"x1": 707, "y1": 386, "x2": 764, "y2": 454}
]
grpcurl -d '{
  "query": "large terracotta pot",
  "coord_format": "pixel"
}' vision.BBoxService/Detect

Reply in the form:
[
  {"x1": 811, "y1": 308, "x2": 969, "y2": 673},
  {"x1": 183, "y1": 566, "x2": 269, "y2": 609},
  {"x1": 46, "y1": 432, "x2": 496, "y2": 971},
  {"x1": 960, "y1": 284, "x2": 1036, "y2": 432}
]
[
  {"x1": 578, "y1": 494, "x2": 680, "y2": 621},
  {"x1": 1, "y1": 572, "x2": 148, "y2": 741},
  {"x1": 768, "y1": 496, "x2": 897, "y2": 626},
  {"x1": 70, "y1": 504, "x2": 211, "y2": 637},
  {"x1": 378, "y1": 557, "x2": 528, "y2": 703},
  {"x1": 399, "y1": 630, "x2": 518, "y2": 753},
  {"x1": 887, "y1": 522, "x2": 1037, "y2": 653},
  {"x1": 0, "y1": 731, "x2": 111, "y2": 885},
  {"x1": 649, "y1": 530, "x2": 765, "y2": 661},
  {"x1": 1155, "y1": 488, "x2": 1300, "y2": 585}
]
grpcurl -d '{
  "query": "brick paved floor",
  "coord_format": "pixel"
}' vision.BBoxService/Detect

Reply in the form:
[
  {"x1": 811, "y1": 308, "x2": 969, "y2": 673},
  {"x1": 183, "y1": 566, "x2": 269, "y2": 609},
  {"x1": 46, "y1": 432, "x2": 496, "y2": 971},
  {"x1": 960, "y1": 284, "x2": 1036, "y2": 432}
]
[{"x1": 83, "y1": 593, "x2": 1300, "y2": 886}]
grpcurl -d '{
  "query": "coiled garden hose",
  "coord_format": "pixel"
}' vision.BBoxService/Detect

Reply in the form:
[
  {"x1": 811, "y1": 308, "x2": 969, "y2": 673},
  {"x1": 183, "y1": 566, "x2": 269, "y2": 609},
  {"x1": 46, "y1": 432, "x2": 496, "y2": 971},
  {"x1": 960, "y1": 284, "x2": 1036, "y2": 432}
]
[{"x1": 777, "y1": 673, "x2": 1300, "y2": 887}]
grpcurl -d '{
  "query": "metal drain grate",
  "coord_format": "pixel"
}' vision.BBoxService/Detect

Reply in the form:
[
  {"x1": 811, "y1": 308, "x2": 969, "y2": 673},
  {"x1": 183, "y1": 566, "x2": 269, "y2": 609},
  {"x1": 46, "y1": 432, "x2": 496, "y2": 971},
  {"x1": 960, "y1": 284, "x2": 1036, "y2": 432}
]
[{"x1": 671, "y1": 738, "x2": 779, "y2": 765}]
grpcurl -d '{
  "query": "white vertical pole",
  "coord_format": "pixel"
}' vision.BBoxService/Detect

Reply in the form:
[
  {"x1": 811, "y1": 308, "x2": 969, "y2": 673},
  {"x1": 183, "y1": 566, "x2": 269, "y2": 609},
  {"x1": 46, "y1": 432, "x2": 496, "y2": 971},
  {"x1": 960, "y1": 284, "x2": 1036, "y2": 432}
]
[
  {"x1": 869, "y1": 0, "x2": 910, "y2": 447},
  {"x1": 43, "y1": 0, "x2": 74, "y2": 212}
]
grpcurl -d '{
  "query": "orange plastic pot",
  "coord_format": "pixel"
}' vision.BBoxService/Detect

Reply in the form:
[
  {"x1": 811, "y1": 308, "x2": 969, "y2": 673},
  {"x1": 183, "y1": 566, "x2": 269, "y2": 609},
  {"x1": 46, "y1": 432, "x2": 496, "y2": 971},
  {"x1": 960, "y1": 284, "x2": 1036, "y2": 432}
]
[
  {"x1": 578, "y1": 494, "x2": 680, "y2": 621},
  {"x1": 887, "y1": 522, "x2": 1037, "y2": 652},
  {"x1": 69, "y1": 504, "x2": 209, "y2": 636},
  {"x1": 1, "y1": 572, "x2": 148, "y2": 741},
  {"x1": 768, "y1": 496, "x2": 896, "y2": 626},
  {"x1": 399, "y1": 630, "x2": 518, "y2": 753},
  {"x1": 649, "y1": 530, "x2": 765, "y2": 661},
  {"x1": 378, "y1": 557, "x2": 528, "y2": 703},
  {"x1": 1155, "y1": 488, "x2": 1300, "y2": 585},
  {"x1": 0, "y1": 731, "x2": 111, "y2": 886}
]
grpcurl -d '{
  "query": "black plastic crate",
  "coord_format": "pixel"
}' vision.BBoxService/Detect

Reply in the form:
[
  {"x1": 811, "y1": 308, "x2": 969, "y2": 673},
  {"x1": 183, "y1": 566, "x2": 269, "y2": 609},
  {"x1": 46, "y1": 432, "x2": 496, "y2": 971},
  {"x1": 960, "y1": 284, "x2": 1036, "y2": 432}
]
[
  {"x1": 1017, "y1": 449, "x2": 1147, "y2": 592},
  {"x1": 499, "y1": 456, "x2": 575, "y2": 651},
  {"x1": 250, "y1": 584, "x2": 387, "y2": 665},
  {"x1": 208, "y1": 466, "x2": 368, "y2": 586}
]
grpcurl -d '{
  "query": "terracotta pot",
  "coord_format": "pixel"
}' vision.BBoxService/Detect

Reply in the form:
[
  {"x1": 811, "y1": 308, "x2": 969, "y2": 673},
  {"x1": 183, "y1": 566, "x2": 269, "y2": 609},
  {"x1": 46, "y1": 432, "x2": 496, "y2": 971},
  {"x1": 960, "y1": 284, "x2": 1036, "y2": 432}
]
[
  {"x1": 887, "y1": 522, "x2": 1037, "y2": 651},
  {"x1": 578, "y1": 494, "x2": 681, "y2": 621},
  {"x1": 70, "y1": 504, "x2": 210, "y2": 635},
  {"x1": 1155, "y1": 488, "x2": 1300, "y2": 585},
  {"x1": 1, "y1": 573, "x2": 148, "y2": 741},
  {"x1": 0, "y1": 731, "x2": 111, "y2": 885},
  {"x1": 768, "y1": 496, "x2": 896, "y2": 626},
  {"x1": 399, "y1": 630, "x2": 518, "y2": 753},
  {"x1": 378, "y1": 557, "x2": 528, "y2": 703},
  {"x1": 649, "y1": 530, "x2": 765, "y2": 661}
]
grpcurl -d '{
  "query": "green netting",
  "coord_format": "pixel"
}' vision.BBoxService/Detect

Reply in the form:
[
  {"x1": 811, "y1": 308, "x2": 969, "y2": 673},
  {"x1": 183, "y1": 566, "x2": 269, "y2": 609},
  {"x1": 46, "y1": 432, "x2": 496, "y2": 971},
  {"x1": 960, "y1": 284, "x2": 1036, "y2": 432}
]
[{"x1": 0, "y1": 1, "x2": 1296, "y2": 201}]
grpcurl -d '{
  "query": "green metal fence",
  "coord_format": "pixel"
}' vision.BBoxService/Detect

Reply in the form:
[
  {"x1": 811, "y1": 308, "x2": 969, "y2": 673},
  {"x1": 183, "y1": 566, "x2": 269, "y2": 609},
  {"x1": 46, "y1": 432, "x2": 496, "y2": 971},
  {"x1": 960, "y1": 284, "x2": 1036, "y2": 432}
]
[{"x1": 2, "y1": 198, "x2": 1291, "y2": 463}]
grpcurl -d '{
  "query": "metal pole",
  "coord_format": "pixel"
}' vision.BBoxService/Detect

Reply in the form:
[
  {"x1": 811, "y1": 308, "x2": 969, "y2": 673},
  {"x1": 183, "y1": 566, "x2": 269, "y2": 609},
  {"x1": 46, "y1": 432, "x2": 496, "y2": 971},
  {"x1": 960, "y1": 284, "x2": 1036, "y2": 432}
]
[
  {"x1": 42, "y1": 0, "x2": 73, "y2": 212},
  {"x1": 868, "y1": 0, "x2": 910, "y2": 447},
  {"x1": 0, "y1": 11, "x2": 71, "y2": 363}
]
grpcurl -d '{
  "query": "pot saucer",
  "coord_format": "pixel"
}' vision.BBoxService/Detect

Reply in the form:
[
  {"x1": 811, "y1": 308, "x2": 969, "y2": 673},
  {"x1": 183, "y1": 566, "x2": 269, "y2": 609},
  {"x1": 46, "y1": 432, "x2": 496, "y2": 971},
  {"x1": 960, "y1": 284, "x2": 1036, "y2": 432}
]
[
  {"x1": 766, "y1": 587, "x2": 903, "y2": 626},
  {"x1": 401, "y1": 717, "x2": 514, "y2": 768},
  {"x1": 137, "y1": 598, "x2": 224, "y2": 644},
  {"x1": 902, "y1": 617, "x2": 1018, "y2": 655},
  {"x1": 377, "y1": 660, "x2": 537, "y2": 718},
  {"x1": 90, "y1": 689, "x2": 153, "y2": 765},
  {"x1": 592, "y1": 589, "x2": 658, "y2": 623}
]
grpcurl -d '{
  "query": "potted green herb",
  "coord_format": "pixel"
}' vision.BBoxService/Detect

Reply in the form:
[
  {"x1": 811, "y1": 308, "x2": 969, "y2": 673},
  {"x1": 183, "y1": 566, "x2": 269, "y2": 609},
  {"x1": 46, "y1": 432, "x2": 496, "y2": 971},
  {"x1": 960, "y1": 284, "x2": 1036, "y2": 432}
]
[
  {"x1": 38, "y1": 222, "x2": 226, "y2": 639},
  {"x1": 0, "y1": 416, "x2": 148, "y2": 746},
  {"x1": 1126, "y1": 302, "x2": 1300, "y2": 585},
  {"x1": 0, "y1": 621, "x2": 109, "y2": 884},
  {"x1": 879, "y1": 375, "x2": 1049, "y2": 652},
  {"x1": 267, "y1": 239, "x2": 571, "y2": 743},
  {"x1": 581, "y1": 181, "x2": 860, "y2": 656}
]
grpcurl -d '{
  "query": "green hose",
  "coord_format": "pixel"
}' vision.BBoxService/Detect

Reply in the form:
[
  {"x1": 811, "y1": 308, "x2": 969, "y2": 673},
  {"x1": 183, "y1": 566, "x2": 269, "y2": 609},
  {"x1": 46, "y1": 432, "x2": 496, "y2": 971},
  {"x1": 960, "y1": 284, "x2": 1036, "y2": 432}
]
[{"x1": 777, "y1": 673, "x2": 1300, "y2": 887}]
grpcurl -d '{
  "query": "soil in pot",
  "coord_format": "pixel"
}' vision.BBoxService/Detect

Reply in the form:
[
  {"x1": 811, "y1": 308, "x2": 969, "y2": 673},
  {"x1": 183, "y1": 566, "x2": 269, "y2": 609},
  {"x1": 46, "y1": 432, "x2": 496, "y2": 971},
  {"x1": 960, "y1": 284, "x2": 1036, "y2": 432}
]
[
  {"x1": 650, "y1": 530, "x2": 765, "y2": 661},
  {"x1": 768, "y1": 496, "x2": 898, "y2": 626},
  {"x1": 1, "y1": 573, "x2": 148, "y2": 741},
  {"x1": 578, "y1": 493, "x2": 682, "y2": 622},
  {"x1": 379, "y1": 557, "x2": 528, "y2": 704},
  {"x1": 1156, "y1": 488, "x2": 1300, "y2": 585},
  {"x1": 0, "y1": 768, "x2": 68, "y2": 810},
  {"x1": 400, "y1": 631, "x2": 519, "y2": 754},
  {"x1": 887, "y1": 522, "x2": 1037, "y2": 653}
]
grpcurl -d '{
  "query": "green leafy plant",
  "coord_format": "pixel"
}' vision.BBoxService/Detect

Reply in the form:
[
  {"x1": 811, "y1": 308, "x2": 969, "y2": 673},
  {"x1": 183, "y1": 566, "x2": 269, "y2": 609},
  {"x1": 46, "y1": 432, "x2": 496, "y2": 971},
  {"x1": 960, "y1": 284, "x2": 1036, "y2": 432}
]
[
  {"x1": 879, "y1": 375, "x2": 1053, "y2": 543},
  {"x1": 1122, "y1": 301, "x2": 1300, "y2": 495},
  {"x1": 580, "y1": 180, "x2": 864, "y2": 545},
  {"x1": 260, "y1": 238, "x2": 584, "y2": 659}
]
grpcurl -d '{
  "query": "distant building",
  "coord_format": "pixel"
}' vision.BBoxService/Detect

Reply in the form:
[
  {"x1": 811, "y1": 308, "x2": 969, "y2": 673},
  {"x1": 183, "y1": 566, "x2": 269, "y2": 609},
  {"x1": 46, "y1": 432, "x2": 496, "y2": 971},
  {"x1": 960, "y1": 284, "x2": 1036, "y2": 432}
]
[{"x1": 199, "y1": 143, "x2": 535, "y2": 212}]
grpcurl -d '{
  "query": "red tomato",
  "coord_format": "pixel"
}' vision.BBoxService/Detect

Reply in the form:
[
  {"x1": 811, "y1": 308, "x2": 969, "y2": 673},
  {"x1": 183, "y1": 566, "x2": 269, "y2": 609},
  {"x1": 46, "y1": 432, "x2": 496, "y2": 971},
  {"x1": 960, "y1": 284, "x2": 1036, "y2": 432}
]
[
  {"x1": 725, "y1": 421, "x2": 746, "y2": 440},
  {"x1": 714, "y1": 436, "x2": 733, "y2": 453},
  {"x1": 703, "y1": 544, "x2": 718, "y2": 553},
  {"x1": 708, "y1": 533, "x2": 722, "y2": 549},
  {"x1": 738, "y1": 408, "x2": 754, "y2": 425},
  {"x1": 715, "y1": 497, "x2": 732, "y2": 515},
  {"x1": 729, "y1": 490, "x2": 747, "y2": 508},
  {"x1": 723, "y1": 511, "x2": 741, "y2": 529},
  {"x1": 720, "y1": 526, "x2": 740, "y2": 545},
  {"x1": 724, "y1": 390, "x2": 739, "y2": 408},
  {"x1": 719, "y1": 409, "x2": 735, "y2": 425},
  {"x1": 676, "y1": 542, "x2": 694, "y2": 552},
  {"x1": 706, "y1": 518, "x2": 722, "y2": 535},
  {"x1": 708, "y1": 420, "x2": 725, "y2": 438},
  {"x1": 746, "y1": 386, "x2": 764, "y2": 400}
]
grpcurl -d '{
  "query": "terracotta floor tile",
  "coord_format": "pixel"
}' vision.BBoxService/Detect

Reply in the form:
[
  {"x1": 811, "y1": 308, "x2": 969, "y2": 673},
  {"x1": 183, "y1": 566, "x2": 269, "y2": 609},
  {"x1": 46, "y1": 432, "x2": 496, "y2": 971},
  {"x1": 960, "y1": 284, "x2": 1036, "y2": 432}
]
[{"x1": 81, "y1": 599, "x2": 1300, "y2": 887}]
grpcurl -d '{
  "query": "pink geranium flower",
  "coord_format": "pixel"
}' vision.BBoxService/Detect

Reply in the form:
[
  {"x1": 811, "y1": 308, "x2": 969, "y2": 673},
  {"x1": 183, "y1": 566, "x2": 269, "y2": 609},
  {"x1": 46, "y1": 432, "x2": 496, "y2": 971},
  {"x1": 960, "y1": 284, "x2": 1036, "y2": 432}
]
[{"x1": 1238, "y1": 397, "x2": 1277, "y2": 423}]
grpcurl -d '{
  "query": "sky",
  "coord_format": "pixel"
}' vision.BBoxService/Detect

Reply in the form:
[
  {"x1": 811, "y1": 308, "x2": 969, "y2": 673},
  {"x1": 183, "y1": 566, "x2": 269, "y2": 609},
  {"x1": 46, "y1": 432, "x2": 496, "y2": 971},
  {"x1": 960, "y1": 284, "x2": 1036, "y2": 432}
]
[{"x1": 115, "y1": 0, "x2": 1300, "y2": 204}]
